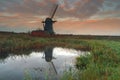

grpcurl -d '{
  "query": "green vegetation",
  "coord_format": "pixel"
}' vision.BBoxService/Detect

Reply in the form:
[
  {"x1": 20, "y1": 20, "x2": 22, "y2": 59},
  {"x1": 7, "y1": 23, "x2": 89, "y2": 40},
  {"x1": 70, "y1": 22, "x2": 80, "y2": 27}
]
[
  {"x1": 0, "y1": 33, "x2": 91, "y2": 53},
  {"x1": 63, "y1": 40, "x2": 120, "y2": 80},
  {"x1": 0, "y1": 33, "x2": 120, "y2": 80}
]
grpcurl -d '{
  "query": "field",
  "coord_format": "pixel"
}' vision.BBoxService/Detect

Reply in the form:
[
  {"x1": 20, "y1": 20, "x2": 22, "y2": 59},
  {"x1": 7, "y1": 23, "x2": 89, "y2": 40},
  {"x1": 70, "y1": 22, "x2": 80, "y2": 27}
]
[{"x1": 0, "y1": 32, "x2": 120, "y2": 80}]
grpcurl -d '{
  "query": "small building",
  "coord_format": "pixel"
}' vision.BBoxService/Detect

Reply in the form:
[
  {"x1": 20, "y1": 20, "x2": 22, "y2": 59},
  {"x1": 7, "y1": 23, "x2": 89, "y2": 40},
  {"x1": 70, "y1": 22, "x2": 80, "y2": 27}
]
[{"x1": 30, "y1": 30, "x2": 49, "y2": 37}]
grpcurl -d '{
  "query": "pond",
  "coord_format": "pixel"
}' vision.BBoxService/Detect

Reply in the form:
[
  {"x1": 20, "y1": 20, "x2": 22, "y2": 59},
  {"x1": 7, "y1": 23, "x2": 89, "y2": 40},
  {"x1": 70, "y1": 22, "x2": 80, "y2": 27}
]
[{"x1": 0, "y1": 47, "x2": 89, "y2": 80}]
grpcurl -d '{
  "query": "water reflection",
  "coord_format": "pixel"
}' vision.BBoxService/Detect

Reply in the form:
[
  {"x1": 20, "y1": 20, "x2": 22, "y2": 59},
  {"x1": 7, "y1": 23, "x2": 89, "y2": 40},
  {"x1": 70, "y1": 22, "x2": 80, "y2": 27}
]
[
  {"x1": 0, "y1": 47, "x2": 89, "y2": 80},
  {"x1": 0, "y1": 52, "x2": 10, "y2": 62},
  {"x1": 0, "y1": 50, "x2": 32, "y2": 63},
  {"x1": 43, "y1": 47, "x2": 57, "y2": 75},
  {"x1": 44, "y1": 47, "x2": 54, "y2": 62}
]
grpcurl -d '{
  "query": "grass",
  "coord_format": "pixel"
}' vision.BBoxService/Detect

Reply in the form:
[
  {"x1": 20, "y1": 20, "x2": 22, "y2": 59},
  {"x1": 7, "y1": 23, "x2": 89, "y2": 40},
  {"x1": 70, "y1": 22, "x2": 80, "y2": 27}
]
[
  {"x1": 0, "y1": 33, "x2": 120, "y2": 80},
  {"x1": 67, "y1": 40, "x2": 120, "y2": 80},
  {"x1": 0, "y1": 33, "x2": 91, "y2": 53}
]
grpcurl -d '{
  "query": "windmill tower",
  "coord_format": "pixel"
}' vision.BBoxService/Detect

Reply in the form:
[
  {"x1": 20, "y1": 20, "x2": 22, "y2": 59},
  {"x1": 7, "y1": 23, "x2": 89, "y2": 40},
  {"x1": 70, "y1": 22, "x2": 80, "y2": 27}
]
[{"x1": 42, "y1": 4, "x2": 58, "y2": 35}]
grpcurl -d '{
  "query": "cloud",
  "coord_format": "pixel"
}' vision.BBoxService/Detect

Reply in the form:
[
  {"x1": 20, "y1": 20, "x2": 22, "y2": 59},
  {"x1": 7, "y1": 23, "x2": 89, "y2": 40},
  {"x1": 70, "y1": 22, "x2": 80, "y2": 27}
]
[
  {"x1": 0, "y1": 0, "x2": 104, "y2": 19},
  {"x1": 0, "y1": 0, "x2": 105, "y2": 29},
  {"x1": 55, "y1": 18, "x2": 120, "y2": 35},
  {"x1": 0, "y1": 0, "x2": 120, "y2": 35},
  {"x1": 116, "y1": 4, "x2": 120, "y2": 11}
]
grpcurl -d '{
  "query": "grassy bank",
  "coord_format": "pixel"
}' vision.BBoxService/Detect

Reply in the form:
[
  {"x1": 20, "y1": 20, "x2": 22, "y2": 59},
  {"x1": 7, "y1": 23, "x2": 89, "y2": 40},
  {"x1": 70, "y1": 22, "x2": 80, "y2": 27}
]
[
  {"x1": 0, "y1": 33, "x2": 120, "y2": 80},
  {"x1": 0, "y1": 33, "x2": 91, "y2": 53},
  {"x1": 62, "y1": 40, "x2": 120, "y2": 80}
]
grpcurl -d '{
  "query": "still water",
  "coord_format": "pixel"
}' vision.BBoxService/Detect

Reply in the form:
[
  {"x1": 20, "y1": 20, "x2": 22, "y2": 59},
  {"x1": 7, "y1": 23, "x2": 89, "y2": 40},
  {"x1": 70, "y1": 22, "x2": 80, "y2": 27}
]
[{"x1": 0, "y1": 47, "x2": 89, "y2": 80}]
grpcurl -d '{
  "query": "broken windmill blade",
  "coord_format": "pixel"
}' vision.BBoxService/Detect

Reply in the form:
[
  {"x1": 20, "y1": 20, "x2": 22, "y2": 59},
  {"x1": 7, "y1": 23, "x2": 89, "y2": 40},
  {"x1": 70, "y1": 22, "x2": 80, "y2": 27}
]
[
  {"x1": 42, "y1": 4, "x2": 58, "y2": 23},
  {"x1": 51, "y1": 4, "x2": 59, "y2": 19}
]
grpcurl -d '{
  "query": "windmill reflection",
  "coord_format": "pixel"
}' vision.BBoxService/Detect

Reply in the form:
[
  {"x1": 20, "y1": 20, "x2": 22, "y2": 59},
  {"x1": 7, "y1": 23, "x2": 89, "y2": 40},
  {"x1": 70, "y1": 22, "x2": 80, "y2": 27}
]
[
  {"x1": 43, "y1": 47, "x2": 57, "y2": 74},
  {"x1": 44, "y1": 47, "x2": 53, "y2": 62}
]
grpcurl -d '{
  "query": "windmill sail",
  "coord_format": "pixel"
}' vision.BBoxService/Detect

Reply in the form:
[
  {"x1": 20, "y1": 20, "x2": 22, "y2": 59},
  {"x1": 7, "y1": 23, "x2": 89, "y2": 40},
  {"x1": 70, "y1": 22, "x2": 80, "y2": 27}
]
[{"x1": 51, "y1": 4, "x2": 58, "y2": 19}]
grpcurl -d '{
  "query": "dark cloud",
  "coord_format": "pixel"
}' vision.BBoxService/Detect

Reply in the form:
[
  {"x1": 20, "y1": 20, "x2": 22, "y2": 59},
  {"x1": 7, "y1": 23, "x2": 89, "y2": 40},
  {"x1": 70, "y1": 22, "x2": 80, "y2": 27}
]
[
  {"x1": 103, "y1": 0, "x2": 120, "y2": 10},
  {"x1": 0, "y1": 0, "x2": 105, "y2": 19},
  {"x1": 73, "y1": 0, "x2": 104, "y2": 19},
  {"x1": 116, "y1": 4, "x2": 120, "y2": 11},
  {"x1": 53, "y1": 0, "x2": 104, "y2": 19}
]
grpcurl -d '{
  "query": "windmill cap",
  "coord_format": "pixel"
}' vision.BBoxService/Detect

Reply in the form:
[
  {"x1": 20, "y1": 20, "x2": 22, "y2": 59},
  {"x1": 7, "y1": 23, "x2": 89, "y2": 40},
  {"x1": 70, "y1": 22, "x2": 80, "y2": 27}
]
[{"x1": 45, "y1": 17, "x2": 52, "y2": 22}]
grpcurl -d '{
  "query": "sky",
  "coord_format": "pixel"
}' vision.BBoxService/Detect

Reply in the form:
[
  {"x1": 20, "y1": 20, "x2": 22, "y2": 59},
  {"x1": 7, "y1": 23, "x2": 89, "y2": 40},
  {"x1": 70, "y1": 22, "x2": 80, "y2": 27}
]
[{"x1": 0, "y1": 0, "x2": 120, "y2": 35}]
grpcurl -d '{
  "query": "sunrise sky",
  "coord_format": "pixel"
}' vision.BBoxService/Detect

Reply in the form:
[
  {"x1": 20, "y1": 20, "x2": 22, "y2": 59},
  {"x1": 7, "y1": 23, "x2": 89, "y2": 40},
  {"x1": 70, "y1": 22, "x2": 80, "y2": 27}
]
[{"x1": 0, "y1": 0, "x2": 120, "y2": 35}]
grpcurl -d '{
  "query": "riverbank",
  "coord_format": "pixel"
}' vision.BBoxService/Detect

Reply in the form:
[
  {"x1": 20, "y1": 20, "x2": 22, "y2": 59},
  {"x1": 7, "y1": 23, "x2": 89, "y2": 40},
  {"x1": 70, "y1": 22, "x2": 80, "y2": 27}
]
[
  {"x1": 61, "y1": 39, "x2": 120, "y2": 80},
  {"x1": 0, "y1": 32, "x2": 120, "y2": 80},
  {"x1": 0, "y1": 33, "x2": 92, "y2": 53}
]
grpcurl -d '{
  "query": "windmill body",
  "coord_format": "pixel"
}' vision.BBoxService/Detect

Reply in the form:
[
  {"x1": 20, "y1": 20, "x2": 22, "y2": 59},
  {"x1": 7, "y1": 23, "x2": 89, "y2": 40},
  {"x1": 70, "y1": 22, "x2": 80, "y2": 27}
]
[{"x1": 43, "y1": 18, "x2": 56, "y2": 34}]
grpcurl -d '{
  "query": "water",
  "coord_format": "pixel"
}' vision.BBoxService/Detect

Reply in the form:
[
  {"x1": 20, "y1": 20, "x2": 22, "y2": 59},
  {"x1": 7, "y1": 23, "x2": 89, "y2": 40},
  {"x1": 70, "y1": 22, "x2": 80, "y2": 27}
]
[{"x1": 0, "y1": 47, "x2": 89, "y2": 80}]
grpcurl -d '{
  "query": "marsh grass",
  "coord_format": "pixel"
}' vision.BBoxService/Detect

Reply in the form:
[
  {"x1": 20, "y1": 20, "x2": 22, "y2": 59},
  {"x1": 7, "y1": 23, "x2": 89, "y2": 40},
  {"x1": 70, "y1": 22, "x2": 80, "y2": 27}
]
[
  {"x1": 72, "y1": 40, "x2": 120, "y2": 80},
  {"x1": 0, "y1": 33, "x2": 91, "y2": 53},
  {"x1": 24, "y1": 70, "x2": 32, "y2": 80},
  {"x1": 0, "y1": 33, "x2": 120, "y2": 80}
]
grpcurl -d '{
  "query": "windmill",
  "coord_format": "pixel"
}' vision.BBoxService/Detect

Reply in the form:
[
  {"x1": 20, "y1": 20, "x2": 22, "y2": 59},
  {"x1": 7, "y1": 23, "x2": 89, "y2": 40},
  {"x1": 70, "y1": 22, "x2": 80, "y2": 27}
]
[
  {"x1": 31, "y1": 4, "x2": 58, "y2": 36},
  {"x1": 42, "y1": 4, "x2": 58, "y2": 35}
]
